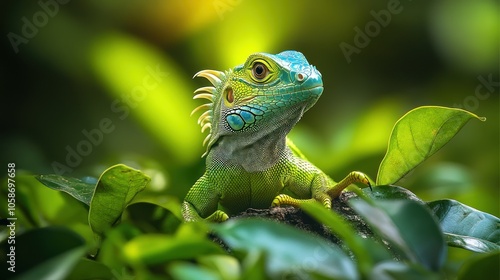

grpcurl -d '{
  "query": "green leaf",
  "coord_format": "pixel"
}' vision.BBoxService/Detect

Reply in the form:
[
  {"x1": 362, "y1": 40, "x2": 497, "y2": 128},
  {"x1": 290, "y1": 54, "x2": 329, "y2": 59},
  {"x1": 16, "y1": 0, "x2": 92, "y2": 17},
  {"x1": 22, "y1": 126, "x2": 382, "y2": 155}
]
[
  {"x1": 36, "y1": 174, "x2": 96, "y2": 205},
  {"x1": 363, "y1": 185, "x2": 423, "y2": 202},
  {"x1": 126, "y1": 202, "x2": 181, "y2": 234},
  {"x1": 427, "y1": 199, "x2": 499, "y2": 243},
  {"x1": 89, "y1": 164, "x2": 150, "y2": 237},
  {"x1": 197, "y1": 255, "x2": 241, "y2": 280},
  {"x1": 444, "y1": 234, "x2": 499, "y2": 253},
  {"x1": 96, "y1": 223, "x2": 142, "y2": 272},
  {"x1": 302, "y1": 201, "x2": 400, "y2": 278},
  {"x1": 350, "y1": 199, "x2": 447, "y2": 271},
  {"x1": 377, "y1": 106, "x2": 485, "y2": 185},
  {"x1": 123, "y1": 234, "x2": 224, "y2": 265},
  {"x1": 239, "y1": 251, "x2": 268, "y2": 280},
  {"x1": 370, "y1": 261, "x2": 442, "y2": 280},
  {"x1": 458, "y1": 251, "x2": 500, "y2": 280},
  {"x1": 168, "y1": 262, "x2": 221, "y2": 280},
  {"x1": 301, "y1": 202, "x2": 382, "y2": 274},
  {"x1": 427, "y1": 199, "x2": 500, "y2": 252},
  {"x1": 131, "y1": 195, "x2": 182, "y2": 221},
  {"x1": 0, "y1": 227, "x2": 86, "y2": 280},
  {"x1": 213, "y1": 218, "x2": 358, "y2": 280}
]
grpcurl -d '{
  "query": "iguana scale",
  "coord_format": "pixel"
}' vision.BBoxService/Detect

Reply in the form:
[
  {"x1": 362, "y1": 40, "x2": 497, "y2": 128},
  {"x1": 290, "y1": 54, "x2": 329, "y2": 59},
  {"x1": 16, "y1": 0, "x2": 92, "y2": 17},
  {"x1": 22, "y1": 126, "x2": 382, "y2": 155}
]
[{"x1": 182, "y1": 51, "x2": 370, "y2": 222}]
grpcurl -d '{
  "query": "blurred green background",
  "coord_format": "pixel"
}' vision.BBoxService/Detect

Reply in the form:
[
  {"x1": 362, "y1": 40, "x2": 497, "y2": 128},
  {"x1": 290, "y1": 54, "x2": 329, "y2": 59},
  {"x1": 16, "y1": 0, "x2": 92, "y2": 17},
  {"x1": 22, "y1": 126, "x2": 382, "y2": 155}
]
[{"x1": 1, "y1": 0, "x2": 498, "y2": 218}]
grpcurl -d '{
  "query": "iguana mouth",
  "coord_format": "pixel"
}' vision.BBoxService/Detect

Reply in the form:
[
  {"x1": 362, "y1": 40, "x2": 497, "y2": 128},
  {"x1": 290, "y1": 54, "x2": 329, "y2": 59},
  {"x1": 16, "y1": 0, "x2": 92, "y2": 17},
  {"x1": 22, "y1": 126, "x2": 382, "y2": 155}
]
[
  {"x1": 240, "y1": 96, "x2": 256, "y2": 102},
  {"x1": 252, "y1": 85, "x2": 324, "y2": 98}
]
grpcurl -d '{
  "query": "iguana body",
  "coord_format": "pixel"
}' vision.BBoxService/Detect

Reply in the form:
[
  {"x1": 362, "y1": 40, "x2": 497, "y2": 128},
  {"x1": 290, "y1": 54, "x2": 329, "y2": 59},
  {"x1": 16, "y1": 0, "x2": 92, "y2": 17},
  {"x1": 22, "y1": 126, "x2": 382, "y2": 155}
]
[{"x1": 182, "y1": 51, "x2": 370, "y2": 222}]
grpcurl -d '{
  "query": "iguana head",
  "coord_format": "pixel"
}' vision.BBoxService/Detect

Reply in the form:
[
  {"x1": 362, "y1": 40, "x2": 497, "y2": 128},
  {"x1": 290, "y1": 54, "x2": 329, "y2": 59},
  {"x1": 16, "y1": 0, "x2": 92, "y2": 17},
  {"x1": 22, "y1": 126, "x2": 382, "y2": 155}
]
[{"x1": 192, "y1": 50, "x2": 323, "y2": 157}]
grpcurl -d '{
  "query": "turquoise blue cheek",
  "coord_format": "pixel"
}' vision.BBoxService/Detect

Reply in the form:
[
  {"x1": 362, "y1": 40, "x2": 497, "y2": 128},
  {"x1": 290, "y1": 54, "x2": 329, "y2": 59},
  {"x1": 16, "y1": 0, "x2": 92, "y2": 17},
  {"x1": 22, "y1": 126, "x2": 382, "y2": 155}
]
[
  {"x1": 240, "y1": 110, "x2": 255, "y2": 124},
  {"x1": 250, "y1": 107, "x2": 264, "y2": 115},
  {"x1": 241, "y1": 105, "x2": 265, "y2": 116},
  {"x1": 226, "y1": 114, "x2": 244, "y2": 131}
]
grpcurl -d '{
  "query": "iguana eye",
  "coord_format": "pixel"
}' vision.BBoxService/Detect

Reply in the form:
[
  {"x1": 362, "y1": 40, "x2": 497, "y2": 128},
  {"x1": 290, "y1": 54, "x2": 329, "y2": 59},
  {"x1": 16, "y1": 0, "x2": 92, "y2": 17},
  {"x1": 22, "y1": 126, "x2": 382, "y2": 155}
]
[{"x1": 252, "y1": 62, "x2": 268, "y2": 80}]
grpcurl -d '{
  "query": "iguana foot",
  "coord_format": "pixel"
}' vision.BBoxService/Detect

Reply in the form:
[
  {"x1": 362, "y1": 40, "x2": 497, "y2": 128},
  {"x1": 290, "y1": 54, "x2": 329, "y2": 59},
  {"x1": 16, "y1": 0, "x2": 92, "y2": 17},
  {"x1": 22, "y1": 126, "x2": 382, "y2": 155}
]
[
  {"x1": 327, "y1": 171, "x2": 371, "y2": 198},
  {"x1": 272, "y1": 193, "x2": 332, "y2": 209},
  {"x1": 271, "y1": 171, "x2": 371, "y2": 209},
  {"x1": 182, "y1": 201, "x2": 229, "y2": 222},
  {"x1": 205, "y1": 210, "x2": 229, "y2": 222}
]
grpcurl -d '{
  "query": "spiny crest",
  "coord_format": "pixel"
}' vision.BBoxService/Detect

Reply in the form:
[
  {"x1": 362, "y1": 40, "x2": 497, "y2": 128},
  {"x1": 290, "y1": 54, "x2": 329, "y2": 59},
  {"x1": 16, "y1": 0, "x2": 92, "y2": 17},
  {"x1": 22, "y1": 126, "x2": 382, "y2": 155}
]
[{"x1": 191, "y1": 69, "x2": 227, "y2": 157}]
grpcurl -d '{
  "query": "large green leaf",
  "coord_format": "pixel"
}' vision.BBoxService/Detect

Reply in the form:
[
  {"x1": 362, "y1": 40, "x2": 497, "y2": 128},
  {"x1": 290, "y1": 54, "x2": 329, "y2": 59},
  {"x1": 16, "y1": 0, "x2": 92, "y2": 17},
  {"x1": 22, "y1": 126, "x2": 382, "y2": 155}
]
[
  {"x1": 213, "y1": 218, "x2": 358, "y2": 280},
  {"x1": 36, "y1": 174, "x2": 96, "y2": 206},
  {"x1": 239, "y1": 250, "x2": 268, "y2": 280},
  {"x1": 89, "y1": 164, "x2": 150, "y2": 237},
  {"x1": 123, "y1": 235, "x2": 224, "y2": 265},
  {"x1": 168, "y1": 262, "x2": 221, "y2": 280},
  {"x1": 95, "y1": 223, "x2": 142, "y2": 272},
  {"x1": 377, "y1": 106, "x2": 485, "y2": 185},
  {"x1": 130, "y1": 195, "x2": 182, "y2": 221},
  {"x1": 197, "y1": 255, "x2": 241, "y2": 280},
  {"x1": 126, "y1": 202, "x2": 181, "y2": 234},
  {"x1": 301, "y1": 202, "x2": 392, "y2": 275},
  {"x1": 444, "y1": 234, "x2": 499, "y2": 253},
  {"x1": 363, "y1": 185, "x2": 423, "y2": 202},
  {"x1": 369, "y1": 261, "x2": 442, "y2": 280},
  {"x1": 427, "y1": 199, "x2": 500, "y2": 252},
  {"x1": 350, "y1": 199, "x2": 446, "y2": 271},
  {"x1": 0, "y1": 227, "x2": 86, "y2": 280}
]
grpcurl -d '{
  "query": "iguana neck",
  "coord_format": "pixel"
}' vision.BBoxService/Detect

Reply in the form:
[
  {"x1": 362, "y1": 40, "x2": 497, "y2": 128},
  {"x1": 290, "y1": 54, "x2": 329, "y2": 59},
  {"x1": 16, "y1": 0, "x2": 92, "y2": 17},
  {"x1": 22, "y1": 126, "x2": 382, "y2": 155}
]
[{"x1": 207, "y1": 106, "x2": 304, "y2": 172}]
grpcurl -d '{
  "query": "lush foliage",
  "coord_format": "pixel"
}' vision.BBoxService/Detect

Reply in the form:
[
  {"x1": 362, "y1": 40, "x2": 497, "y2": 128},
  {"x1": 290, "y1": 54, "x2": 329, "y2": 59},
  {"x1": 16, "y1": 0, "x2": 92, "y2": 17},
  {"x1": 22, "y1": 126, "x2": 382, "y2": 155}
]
[{"x1": 1, "y1": 106, "x2": 498, "y2": 279}]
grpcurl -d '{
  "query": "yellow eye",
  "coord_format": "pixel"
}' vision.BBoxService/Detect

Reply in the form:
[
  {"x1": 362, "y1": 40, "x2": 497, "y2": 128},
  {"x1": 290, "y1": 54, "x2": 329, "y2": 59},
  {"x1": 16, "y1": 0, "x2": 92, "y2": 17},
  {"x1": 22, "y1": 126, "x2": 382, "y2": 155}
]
[{"x1": 252, "y1": 62, "x2": 268, "y2": 80}]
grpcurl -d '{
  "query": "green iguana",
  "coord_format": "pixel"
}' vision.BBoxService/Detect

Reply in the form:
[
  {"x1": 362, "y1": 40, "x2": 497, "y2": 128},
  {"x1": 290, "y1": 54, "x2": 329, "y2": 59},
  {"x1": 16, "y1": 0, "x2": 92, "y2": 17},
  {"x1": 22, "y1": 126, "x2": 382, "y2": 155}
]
[{"x1": 182, "y1": 51, "x2": 371, "y2": 222}]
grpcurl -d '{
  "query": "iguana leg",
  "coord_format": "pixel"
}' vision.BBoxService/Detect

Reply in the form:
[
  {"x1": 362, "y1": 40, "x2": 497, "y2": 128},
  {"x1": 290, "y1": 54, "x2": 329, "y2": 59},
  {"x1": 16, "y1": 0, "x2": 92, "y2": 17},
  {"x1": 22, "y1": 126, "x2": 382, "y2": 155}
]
[
  {"x1": 182, "y1": 174, "x2": 229, "y2": 222},
  {"x1": 272, "y1": 195, "x2": 312, "y2": 208},
  {"x1": 182, "y1": 201, "x2": 229, "y2": 222},
  {"x1": 272, "y1": 171, "x2": 371, "y2": 208},
  {"x1": 272, "y1": 173, "x2": 333, "y2": 208},
  {"x1": 326, "y1": 171, "x2": 371, "y2": 198}
]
